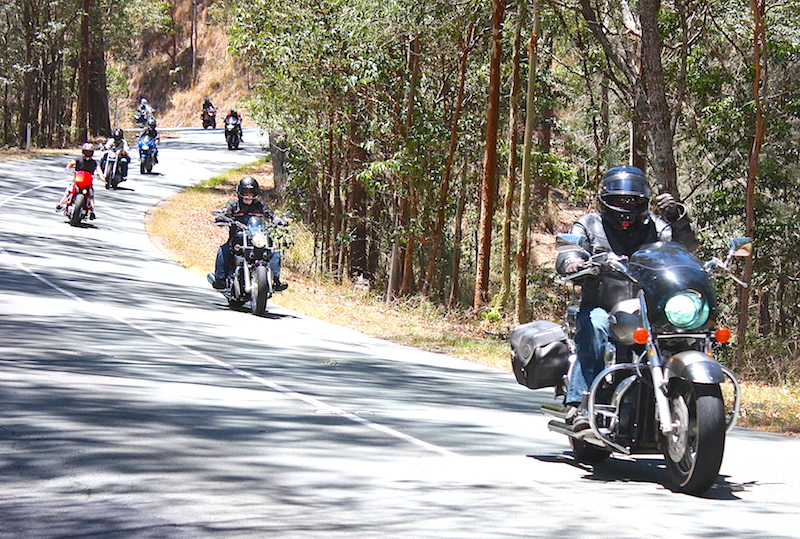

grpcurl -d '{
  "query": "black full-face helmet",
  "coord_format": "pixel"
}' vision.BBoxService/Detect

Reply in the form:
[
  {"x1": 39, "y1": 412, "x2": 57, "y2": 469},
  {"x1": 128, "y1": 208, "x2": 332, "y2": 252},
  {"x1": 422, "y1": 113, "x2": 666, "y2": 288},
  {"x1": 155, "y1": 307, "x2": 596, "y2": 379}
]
[
  {"x1": 147, "y1": 117, "x2": 156, "y2": 129},
  {"x1": 236, "y1": 176, "x2": 261, "y2": 201},
  {"x1": 81, "y1": 142, "x2": 95, "y2": 157},
  {"x1": 113, "y1": 128, "x2": 124, "y2": 140},
  {"x1": 598, "y1": 165, "x2": 651, "y2": 231}
]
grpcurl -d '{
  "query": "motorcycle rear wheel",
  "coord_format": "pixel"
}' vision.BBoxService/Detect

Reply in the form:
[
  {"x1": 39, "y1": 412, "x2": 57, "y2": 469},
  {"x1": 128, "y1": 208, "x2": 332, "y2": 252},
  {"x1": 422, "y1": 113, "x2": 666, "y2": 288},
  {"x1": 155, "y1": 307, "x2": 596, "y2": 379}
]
[
  {"x1": 252, "y1": 265, "x2": 269, "y2": 316},
  {"x1": 662, "y1": 381, "x2": 725, "y2": 494},
  {"x1": 69, "y1": 194, "x2": 86, "y2": 227}
]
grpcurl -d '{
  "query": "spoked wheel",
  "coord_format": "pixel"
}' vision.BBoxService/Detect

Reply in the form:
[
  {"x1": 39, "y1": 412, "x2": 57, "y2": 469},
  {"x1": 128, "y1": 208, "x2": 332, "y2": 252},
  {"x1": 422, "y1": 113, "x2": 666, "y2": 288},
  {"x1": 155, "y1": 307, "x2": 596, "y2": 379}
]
[
  {"x1": 69, "y1": 193, "x2": 86, "y2": 226},
  {"x1": 251, "y1": 265, "x2": 269, "y2": 316},
  {"x1": 570, "y1": 438, "x2": 611, "y2": 464},
  {"x1": 662, "y1": 381, "x2": 726, "y2": 494}
]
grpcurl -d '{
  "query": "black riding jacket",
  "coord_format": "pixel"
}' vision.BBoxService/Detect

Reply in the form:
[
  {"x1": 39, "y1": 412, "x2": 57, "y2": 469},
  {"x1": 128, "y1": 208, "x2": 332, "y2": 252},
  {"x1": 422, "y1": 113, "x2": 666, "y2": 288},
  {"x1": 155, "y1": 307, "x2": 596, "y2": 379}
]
[
  {"x1": 556, "y1": 210, "x2": 697, "y2": 310},
  {"x1": 216, "y1": 198, "x2": 275, "y2": 244}
]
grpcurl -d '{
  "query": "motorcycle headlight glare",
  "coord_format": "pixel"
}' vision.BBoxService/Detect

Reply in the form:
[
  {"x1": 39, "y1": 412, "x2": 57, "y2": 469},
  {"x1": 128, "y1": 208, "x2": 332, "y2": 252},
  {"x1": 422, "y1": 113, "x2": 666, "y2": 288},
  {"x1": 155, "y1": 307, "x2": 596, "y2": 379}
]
[
  {"x1": 252, "y1": 233, "x2": 268, "y2": 248},
  {"x1": 664, "y1": 290, "x2": 710, "y2": 329},
  {"x1": 141, "y1": 144, "x2": 149, "y2": 150}
]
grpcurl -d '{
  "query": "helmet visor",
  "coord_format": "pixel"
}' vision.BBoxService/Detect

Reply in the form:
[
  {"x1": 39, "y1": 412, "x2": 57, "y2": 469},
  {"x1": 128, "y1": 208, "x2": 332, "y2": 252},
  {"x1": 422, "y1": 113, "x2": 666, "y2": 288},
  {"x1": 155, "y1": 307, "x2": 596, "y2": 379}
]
[
  {"x1": 602, "y1": 175, "x2": 651, "y2": 198},
  {"x1": 603, "y1": 194, "x2": 648, "y2": 212}
]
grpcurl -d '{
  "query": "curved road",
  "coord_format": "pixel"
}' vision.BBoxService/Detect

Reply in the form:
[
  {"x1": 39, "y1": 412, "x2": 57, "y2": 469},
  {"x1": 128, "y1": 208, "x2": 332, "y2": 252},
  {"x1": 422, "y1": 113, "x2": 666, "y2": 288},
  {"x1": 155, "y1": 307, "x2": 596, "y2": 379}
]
[{"x1": 1, "y1": 129, "x2": 798, "y2": 538}]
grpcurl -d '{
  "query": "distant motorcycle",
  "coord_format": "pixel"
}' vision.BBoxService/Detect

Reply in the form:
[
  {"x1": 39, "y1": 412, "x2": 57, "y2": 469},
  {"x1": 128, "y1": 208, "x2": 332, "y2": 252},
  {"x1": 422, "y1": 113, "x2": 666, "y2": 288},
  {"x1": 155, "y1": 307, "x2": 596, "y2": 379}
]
[
  {"x1": 209, "y1": 213, "x2": 282, "y2": 316},
  {"x1": 103, "y1": 148, "x2": 129, "y2": 189},
  {"x1": 511, "y1": 235, "x2": 753, "y2": 494},
  {"x1": 224, "y1": 116, "x2": 241, "y2": 150},
  {"x1": 202, "y1": 107, "x2": 217, "y2": 129},
  {"x1": 134, "y1": 105, "x2": 155, "y2": 128},
  {"x1": 138, "y1": 134, "x2": 157, "y2": 174},
  {"x1": 60, "y1": 170, "x2": 96, "y2": 226}
]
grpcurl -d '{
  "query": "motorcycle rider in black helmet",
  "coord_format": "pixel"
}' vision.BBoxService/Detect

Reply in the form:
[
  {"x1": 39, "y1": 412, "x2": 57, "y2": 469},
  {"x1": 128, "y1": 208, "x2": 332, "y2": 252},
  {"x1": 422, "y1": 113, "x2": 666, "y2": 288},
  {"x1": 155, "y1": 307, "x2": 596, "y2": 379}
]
[
  {"x1": 138, "y1": 117, "x2": 160, "y2": 164},
  {"x1": 100, "y1": 128, "x2": 130, "y2": 185},
  {"x1": 208, "y1": 176, "x2": 288, "y2": 291},
  {"x1": 555, "y1": 165, "x2": 697, "y2": 429}
]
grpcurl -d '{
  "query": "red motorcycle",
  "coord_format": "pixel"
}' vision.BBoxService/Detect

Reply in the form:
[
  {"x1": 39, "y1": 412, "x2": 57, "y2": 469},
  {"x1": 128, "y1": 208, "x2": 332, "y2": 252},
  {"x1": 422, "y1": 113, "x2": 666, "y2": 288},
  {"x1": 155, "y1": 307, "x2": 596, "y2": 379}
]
[
  {"x1": 61, "y1": 170, "x2": 96, "y2": 226},
  {"x1": 202, "y1": 107, "x2": 217, "y2": 129}
]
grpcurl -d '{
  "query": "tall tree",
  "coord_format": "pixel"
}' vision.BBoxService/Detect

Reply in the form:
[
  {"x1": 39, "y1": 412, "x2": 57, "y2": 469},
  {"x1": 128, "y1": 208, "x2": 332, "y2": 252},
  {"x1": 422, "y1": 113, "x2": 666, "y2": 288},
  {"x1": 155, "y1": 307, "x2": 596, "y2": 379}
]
[
  {"x1": 736, "y1": 0, "x2": 767, "y2": 360},
  {"x1": 576, "y1": 0, "x2": 680, "y2": 191},
  {"x1": 498, "y1": 4, "x2": 525, "y2": 310},
  {"x1": 474, "y1": 0, "x2": 505, "y2": 308},
  {"x1": 516, "y1": 0, "x2": 540, "y2": 323}
]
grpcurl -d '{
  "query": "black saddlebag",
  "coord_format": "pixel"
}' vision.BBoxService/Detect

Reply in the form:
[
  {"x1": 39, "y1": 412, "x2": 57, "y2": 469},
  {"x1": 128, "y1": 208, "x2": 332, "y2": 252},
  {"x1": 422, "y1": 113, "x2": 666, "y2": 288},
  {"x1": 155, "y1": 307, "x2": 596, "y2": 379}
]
[{"x1": 510, "y1": 320, "x2": 570, "y2": 389}]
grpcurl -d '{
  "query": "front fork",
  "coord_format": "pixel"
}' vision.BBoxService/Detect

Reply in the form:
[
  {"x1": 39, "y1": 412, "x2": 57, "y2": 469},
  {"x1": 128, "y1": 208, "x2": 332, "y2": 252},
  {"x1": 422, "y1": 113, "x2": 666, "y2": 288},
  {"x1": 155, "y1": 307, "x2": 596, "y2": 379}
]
[{"x1": 637, "y1": 290, "x2": 675, "y2": 436}]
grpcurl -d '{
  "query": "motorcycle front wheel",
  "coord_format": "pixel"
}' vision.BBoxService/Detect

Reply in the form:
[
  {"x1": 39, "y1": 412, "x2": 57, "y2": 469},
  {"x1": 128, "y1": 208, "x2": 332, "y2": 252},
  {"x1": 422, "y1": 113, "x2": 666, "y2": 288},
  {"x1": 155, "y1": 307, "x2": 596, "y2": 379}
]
[
  {"x1": 69, "y1": 193, "x2": 86, "y2": 226},
  {"x1": 251, "y1": 265, "x2": 269, "y2": 316},
  {"x1": 662, "y1": 381, "x2": 726, "y2": 494}
]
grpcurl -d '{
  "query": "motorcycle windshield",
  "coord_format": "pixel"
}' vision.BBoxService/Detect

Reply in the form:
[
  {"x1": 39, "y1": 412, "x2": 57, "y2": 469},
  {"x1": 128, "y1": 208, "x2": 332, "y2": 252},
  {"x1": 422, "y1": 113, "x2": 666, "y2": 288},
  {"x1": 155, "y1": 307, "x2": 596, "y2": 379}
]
[
  {"x1": 628, "y1": 242, "x2": 717, "y2": 331},
  {"x1": 246, "y1": 215, "x2": 268, "y2": 235},
  {"x1": 226, "y1": 117, "x2": 238, "y2": 126},
  {"x1": 139, "y1": 135, "x2": 153, "y2": 147}
]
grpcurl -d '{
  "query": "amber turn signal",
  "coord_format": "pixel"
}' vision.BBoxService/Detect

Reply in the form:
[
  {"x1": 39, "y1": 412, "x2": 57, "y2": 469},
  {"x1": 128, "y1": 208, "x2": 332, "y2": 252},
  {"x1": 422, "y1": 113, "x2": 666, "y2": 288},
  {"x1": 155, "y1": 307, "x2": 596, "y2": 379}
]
[
  {"x1": 715, "y1": 327, "x2": 731, "y2": 343},
  {"x1": 633, "y1": 327, "x2": 650, "y2": 345}
]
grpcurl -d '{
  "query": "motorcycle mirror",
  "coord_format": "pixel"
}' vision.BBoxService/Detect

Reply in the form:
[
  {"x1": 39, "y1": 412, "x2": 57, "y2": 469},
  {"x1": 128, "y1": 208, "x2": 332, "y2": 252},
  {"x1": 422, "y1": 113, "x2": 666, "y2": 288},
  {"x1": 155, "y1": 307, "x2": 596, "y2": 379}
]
[
  {"x1": 556, "y1": 233, "x2": 588, "y2": 255},
  {"x1": 729, "y1": 237, "x2": 753, "y2": 258}
]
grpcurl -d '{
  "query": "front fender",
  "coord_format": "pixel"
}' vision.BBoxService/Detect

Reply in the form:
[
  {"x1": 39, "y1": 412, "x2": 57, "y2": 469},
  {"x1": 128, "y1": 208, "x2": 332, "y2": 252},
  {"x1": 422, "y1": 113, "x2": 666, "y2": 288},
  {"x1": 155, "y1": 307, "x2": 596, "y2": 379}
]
[{"x1": 664, "y1": 350, "x2": 726, "y2": 384}]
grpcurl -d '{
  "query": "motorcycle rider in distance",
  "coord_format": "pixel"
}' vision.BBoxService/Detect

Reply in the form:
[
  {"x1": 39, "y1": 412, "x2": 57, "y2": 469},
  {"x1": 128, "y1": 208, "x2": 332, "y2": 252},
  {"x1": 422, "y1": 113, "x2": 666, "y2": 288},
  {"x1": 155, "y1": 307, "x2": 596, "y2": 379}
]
[
  {"x1": 57, "y1": 142, "x2": 105, "y2": 218},
  {"x1": 138, "y1": 117, "x2": 160, "y2": 164},
  {"x1": 202, "y1": 96, "x2": 214, "y2": 112},
  {"x1": 138, "y1": 98, "x2": 153, "y2": 118},
  {"x1": 225, "y1": 108, "x2": 243, "y2": 141},
  {"x1": 208, "y1": 176, "x2": 288, "y2": 291},
  {"x1": 101, "y1": 128, "x2": 130, "y2": 186},
  {"x1": 555, "y1": 165, "x2": 697, "y2": 429}
]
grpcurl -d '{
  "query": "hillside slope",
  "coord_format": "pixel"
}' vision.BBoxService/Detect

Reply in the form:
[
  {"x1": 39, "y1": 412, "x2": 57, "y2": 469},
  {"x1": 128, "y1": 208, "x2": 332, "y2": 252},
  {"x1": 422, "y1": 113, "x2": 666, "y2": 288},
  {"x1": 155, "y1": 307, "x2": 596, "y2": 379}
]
[{"x1": 118, "y1": 1, "x2": 252, "y2": 130}]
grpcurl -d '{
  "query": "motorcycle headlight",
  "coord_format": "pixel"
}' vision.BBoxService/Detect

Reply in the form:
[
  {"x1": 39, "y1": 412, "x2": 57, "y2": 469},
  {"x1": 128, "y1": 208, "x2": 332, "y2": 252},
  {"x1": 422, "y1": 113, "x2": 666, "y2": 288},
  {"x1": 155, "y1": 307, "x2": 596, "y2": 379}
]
[
  {"x1": 664, "y1": 290, "x2": 710, "y2": 329},
  {"x1": 252, "y1": 233, "x2": 268, "y2": 248},
  {"x1": 141, "y1": 144, "x2": 149, "y2": 150}
]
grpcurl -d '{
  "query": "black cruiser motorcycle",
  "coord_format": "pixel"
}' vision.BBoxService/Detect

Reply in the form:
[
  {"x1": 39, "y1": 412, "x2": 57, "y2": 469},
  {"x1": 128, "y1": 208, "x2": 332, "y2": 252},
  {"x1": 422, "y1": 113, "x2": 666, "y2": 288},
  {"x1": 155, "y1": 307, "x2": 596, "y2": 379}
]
[
  {"x1": 511, "y1": 235, "x2": 752, "y2": 494},
  {"x1": 211, "y1": 213, "x2": 278, "y2": 316}
]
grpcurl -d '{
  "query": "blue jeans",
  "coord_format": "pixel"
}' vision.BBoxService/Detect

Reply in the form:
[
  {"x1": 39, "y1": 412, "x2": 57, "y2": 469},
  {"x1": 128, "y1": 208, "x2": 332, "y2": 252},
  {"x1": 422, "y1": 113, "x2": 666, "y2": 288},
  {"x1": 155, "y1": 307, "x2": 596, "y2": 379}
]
[
  {"x1": 566, "y1": 306, "x2": 610, "y2": 405},
  {"x1": 214, "y1": 243, "x2": 282, "y2": 283}
]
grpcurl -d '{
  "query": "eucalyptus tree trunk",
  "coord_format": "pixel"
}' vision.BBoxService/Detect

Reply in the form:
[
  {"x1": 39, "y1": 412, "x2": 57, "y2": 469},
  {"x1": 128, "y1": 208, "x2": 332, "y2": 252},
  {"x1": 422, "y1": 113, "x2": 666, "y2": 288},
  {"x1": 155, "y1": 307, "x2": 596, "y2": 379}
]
[
  {"x1": 515, "y1": 0, "x2": 540, "y2": 324},
  {"x1": 637, "y1": 0, "x2": 675, "y2": 189},
  {"x1": 388, "y1": 35, "x2": 421, "y2": 301},
  {"x1": 88, "y1": 6, "x2": 110, "y2": 138},
  {"x1": 737, "y1": 0, "x2": 767, "y2": 362},
  {"x1": 76, "y1": 0, "x2": 91, "y2": 142},
  {"x1": 577, "y1": 0, "x2": 678, "y2": 192},
  {"x1": 474, "y1": 0, "x2": 505, "y2": 308},
  {"x1": 498, "y1": 6, "x2": 525, "y2": 310},
  {"x1": 449, "y1": 164, "x2": 469, "y2": 309}
]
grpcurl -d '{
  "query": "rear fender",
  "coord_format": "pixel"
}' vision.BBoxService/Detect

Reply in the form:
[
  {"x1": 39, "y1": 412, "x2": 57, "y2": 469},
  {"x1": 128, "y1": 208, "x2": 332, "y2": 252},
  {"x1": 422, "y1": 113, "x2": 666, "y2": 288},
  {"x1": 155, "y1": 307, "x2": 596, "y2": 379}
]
[{"x1": 664, "y1": 350, "x2": 726, "y2": 384}]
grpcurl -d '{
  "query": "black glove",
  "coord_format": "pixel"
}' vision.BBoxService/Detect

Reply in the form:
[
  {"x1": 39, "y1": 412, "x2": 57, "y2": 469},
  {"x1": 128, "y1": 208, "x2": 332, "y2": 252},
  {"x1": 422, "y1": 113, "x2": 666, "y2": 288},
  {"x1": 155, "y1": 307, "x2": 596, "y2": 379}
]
[{"x1": 656, "y1": 193, "x2": 680, "y2": 222}]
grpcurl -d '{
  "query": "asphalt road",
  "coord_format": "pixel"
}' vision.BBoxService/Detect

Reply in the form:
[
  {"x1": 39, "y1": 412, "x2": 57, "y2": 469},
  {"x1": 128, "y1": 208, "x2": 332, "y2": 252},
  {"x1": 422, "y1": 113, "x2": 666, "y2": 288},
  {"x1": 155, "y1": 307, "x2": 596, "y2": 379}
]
[{"x1": 1, "y1": 129, "x2": 799, "y2": 538}]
